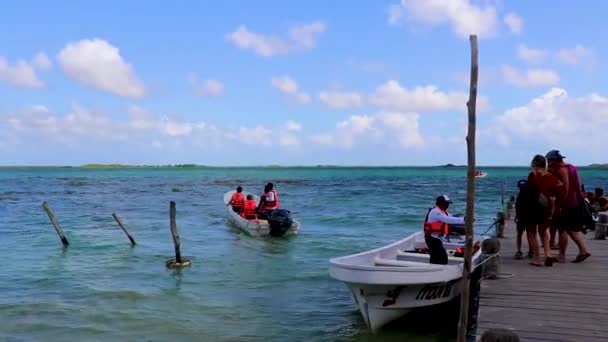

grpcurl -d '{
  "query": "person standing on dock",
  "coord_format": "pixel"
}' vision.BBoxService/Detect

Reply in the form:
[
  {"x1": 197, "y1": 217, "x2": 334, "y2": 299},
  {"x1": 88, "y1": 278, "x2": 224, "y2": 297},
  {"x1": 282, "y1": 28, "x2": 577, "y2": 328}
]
[
  {"x1": 546, "y1": 150, "x2": 591, "y2": 263},
  {"x1": 525, "y1": 155, "x2": 561, "y2": 267}
]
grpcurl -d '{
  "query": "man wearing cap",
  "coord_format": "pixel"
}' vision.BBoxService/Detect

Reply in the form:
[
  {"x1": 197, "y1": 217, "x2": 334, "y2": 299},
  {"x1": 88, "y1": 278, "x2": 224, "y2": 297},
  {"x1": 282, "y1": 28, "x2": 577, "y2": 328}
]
[
  {"x1": 546, "y1": 150, "x2": 591, "y2": 263},
  {"x1": 423, "y1": 195, "x2": 465, "y2": 236},
  {"x1": 423, "y1": 195, "x2": 465, "y2": 264}
]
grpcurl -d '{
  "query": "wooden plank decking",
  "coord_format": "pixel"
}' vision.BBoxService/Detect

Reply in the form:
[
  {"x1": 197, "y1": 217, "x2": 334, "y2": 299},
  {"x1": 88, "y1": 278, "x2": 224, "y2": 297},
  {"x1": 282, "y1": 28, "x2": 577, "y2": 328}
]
[{"x1": 477, "y1": 217, "x2": 608, "y2": 341}]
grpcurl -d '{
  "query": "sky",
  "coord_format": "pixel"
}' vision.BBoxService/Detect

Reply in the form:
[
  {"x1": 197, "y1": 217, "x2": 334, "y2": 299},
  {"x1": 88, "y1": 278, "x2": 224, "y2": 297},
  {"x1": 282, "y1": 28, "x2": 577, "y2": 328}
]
[{"x1": 1, "y1": 0, "x2": 607, "y2": 166}]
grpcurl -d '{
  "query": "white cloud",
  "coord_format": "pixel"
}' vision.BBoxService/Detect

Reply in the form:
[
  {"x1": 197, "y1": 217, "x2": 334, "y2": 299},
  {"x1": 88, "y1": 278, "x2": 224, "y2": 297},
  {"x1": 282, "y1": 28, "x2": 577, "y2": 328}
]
[
  {"x1": 369, "y1": 80, "x2": 488, "y2": 112},
  {"x1": 57, "y1": 38, "x2": 146, "y2": 98},
  {"x1": 517, "y1": 44, "x2": 547, "y2": 64},
  {"x1": 284, "y1": 120, "x2": 302, "y2": 132},
  {"x1": 388, "y1": 4, "x2": 405, "y2": 25},
  {"x1": 32, "y1": 52, "x2": 52, "y2": 70},
  {"x1": 318, "y1": 90, "x2": 364, "y2": 109},
  {"x1": 503, "y1": 13, "x2": 523, "y2": 34},
  {"x1": 3, "y1": 104, "x2": 231, "y2": 149},
  {"x1": 501, "y1": 65, "x2": 560, "y2": 88},
  {"x1": 238, "y1": 125, "x2": 273, "y2": 145},
  {"x1": 189, "y1": 73, "x2": 224, "y2": 97},
  {"x1": 0, "y1": 52, "x2": 51, "y2": 88},
  {"x1": 226, "y1": 22, "x2": 326, "y2": 57},
  {"x1": 484, "y1": 88, "x2": 608, "y2": 149},
  {"x1": 288, "y1": 21, "x2": 326, "y2": 49},
  {"x1": 271, "y1": 76, "x2": 310, "y2": 104},
  {"x1": 390, "y1": 0, "x2": 500, "y2": 39},
  {"x1": 309, "y1": 111, "x2": 423, "y2": 149},
  {"x1": 556, "y1": 45, "x2": 593, "y2": 65},
  {"x1": 377, "y1": 111, "x2": 423, "y2": 147}
]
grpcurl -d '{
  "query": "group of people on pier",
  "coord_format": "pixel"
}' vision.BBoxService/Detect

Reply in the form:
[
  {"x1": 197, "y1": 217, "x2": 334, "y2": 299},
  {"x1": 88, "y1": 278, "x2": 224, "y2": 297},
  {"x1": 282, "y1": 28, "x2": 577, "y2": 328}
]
[{"x1": 512, "y1": 150, "x2": 602, "y2": 267}]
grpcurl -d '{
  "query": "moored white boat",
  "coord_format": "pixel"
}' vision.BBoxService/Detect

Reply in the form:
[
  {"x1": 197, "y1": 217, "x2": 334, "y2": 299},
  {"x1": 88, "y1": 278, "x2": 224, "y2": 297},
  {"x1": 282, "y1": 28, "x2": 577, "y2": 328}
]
[
  {"x1": 329, "y1": 232, "x2": 485, "y2": 332},
  {"x1": 223, "y1": 190, "x2": 300, "y2": 237}
]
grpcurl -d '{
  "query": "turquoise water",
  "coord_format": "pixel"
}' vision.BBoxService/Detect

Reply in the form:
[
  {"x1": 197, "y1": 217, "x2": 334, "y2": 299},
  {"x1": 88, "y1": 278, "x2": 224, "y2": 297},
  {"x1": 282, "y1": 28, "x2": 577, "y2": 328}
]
[{"x1": 1, "y1": 167, "x2": 606, "y2": 341}]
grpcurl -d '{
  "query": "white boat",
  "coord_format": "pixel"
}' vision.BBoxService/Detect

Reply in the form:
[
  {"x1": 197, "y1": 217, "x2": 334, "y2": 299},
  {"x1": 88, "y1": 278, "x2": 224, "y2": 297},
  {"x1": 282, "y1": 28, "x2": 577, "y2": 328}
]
[
  {"x1": 223, "y1": 190, "x2": 300, "y2": 237},
  {"x1": 329, "y1": 232, "x2": 485, "y2": 332},
  {"x1": 474, "y1": 171, "x2": 487, "y2": 178}
]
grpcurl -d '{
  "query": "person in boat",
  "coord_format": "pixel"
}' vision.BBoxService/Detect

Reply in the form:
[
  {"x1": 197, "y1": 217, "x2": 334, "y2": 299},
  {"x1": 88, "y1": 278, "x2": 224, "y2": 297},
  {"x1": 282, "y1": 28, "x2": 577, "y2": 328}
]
[
  {"x1": 227, "y1": 186, "x2": 245, "y2": 213},
  {"x1": 257, "y1": 182, "x2": 279, "y2": 219},
  {"x1": 423, "y1": 195, "x2": 466, "y2": 236},
  {"x1": 241, "y1": 194, "x2": 258, "y2": 220},
  {"x1": 423, "y1": 195, "x2": 465, "y2": 264}
]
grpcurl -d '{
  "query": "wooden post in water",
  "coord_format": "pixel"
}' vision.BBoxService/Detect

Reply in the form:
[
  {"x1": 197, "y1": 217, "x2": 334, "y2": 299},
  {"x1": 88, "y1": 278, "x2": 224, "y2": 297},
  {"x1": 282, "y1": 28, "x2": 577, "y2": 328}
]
[
  {"x1": 112, "y1": 213, "x2": 136, "y2": 246},
  {"x1": 456, "y1": 34, "x2": 478, "y2": 342},
  {"x1": 166, "y1": 201, "x2": 191, "y2": 268},
  {"x1": 42, "y1": 202, "x2": 69, "y2": 246}
]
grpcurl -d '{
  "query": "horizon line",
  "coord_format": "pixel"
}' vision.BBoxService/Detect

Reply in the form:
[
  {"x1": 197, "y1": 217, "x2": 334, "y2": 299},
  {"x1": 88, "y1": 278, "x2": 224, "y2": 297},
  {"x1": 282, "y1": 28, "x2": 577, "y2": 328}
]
[{"x1": 0, "y1": 163, "x2": 606, "y2": 168}]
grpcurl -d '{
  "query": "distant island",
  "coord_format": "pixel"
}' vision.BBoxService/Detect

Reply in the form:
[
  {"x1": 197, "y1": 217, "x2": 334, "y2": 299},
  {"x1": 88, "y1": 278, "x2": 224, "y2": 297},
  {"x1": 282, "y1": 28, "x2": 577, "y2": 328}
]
[
  {"x1": 81, "y1": 164, "x2": 199, "y2": 169},
  {"x1": 440, "y1": 163, "x2": 464, "y2": 167},
  {"x1": 589, "y1": 163, "x2": 608, "y2": 168}
]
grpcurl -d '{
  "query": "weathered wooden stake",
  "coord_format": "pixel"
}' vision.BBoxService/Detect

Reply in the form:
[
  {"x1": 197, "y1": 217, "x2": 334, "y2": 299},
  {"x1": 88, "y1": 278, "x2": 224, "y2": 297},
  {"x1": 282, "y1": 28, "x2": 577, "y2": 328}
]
[
  {"x1": 166, "y1": 201, "x2": 191, "y2": 268},
  {"x1": 496, "y1": 211, "x2": 505, "y2": 238},
  {"x1": 456, "y1": 34, "x2": 478, "y2": 342},
  {"x1": 112, "y1": 213, "x2": 136, "y2": 246},
  {"x1": 42, "y1": 202, "x2": 69, "y2": 246}
]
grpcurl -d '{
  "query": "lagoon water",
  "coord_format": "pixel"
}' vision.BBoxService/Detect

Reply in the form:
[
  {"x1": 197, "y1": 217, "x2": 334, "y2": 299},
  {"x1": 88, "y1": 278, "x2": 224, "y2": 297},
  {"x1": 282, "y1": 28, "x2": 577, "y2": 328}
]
[{"x1": 1, "y1": 167, "x2": 606, "y2": 341}]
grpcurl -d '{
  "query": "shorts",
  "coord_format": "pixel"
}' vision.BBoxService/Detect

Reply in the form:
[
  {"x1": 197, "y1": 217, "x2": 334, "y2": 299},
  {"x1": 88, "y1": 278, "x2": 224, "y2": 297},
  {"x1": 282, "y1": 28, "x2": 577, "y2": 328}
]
[{"x1": 555, "y1": 207, "x2": 582, "y2": 232}]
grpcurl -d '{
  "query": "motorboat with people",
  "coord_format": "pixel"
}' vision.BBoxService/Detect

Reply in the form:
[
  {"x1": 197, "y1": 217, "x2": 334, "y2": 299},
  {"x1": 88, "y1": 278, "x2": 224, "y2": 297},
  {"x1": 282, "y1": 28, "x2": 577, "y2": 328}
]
[
  {"x1": 328, "y1": 231, "x2": 486, "y2": 332},
  {"x1": 223, "y1": 190, "x2": 300, "y2": 237},
  {"x1": 329, "y1": 194, "x2": 487, "y2": 332},
  {"x1": 474, "y1": 170, "x2": 487, "y2": 178}
]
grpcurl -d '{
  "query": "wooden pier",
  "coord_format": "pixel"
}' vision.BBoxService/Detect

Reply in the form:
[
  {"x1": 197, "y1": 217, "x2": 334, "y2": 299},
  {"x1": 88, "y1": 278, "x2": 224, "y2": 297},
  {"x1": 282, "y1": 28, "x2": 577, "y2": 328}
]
[{"x1": 478, "y1": 217, "x2": 608, "y2": 341}]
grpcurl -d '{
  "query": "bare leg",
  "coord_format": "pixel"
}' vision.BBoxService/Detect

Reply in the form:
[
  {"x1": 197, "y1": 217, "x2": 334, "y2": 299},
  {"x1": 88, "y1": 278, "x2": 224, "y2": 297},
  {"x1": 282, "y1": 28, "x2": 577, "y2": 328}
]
[
  {"x1": 558, "y1": 230, "x2": 568, "y2": 263},
  {"x1": 516, "y1": 230, "x2": 522, "y2": 252},
  {"x1": 549, "y1": 223, "x2": 558, "y2": 248},
  {"x1": 568, "y1": 231, "x2": 591, "y2": 256},
  {"x1": 527, "y1": 225, "x2": 541, "y2": 265},
  {"x1": 539, "y1": 223, "x2": 552, "y2": 259}
]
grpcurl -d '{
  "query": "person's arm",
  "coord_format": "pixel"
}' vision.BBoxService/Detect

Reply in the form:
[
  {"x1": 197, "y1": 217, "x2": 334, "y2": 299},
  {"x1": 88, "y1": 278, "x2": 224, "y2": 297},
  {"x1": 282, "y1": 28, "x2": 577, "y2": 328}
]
[
  {"x1": 428, "y1": 209, "x2": 465, "y2": 225},
  {"x1": 558, "y1": 167, "x2": 569, "y2": 205}
]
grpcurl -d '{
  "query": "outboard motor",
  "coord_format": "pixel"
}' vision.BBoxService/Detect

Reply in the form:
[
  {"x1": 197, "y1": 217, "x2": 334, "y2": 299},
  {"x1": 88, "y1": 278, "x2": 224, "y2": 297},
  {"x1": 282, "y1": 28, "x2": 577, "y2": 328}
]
[{"x1": 267, "y1": 209, "x2": 294, "y2": 237}]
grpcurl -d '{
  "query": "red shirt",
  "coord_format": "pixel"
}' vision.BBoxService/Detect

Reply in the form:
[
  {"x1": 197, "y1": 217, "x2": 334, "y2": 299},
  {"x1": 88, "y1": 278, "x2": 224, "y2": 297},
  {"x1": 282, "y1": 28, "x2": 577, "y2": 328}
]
[{"x1": 527, "y1": 171, "x2": 560, "y2": 198}]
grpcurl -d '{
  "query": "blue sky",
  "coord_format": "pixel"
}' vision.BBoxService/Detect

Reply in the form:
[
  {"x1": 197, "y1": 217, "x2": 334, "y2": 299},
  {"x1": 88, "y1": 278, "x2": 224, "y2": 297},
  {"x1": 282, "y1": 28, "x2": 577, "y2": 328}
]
[{"x1": 1, "y1": 0, "x2": 607, "y2": 166}]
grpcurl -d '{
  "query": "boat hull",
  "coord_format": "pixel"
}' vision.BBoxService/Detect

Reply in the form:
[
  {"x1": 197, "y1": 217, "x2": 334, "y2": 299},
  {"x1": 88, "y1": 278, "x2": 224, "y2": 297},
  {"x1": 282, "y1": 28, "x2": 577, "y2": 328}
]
[
  {"x1": 329, "y1": 231, "x2": 485, "y2": 332},
  {"x1": 343, "y1": 279, "x2": 463, "y2": 332}
]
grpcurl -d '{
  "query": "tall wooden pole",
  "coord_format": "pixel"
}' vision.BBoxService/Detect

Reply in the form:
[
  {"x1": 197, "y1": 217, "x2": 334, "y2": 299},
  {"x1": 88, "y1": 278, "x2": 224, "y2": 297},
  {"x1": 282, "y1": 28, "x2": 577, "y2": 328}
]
[
  {"x1": 456, "y1": 34, "x2": 478, "y2": 342},
  {"x1": 42, "y1": 202, "x2": 69, "y2": 246},
  {"x1": 112, "y1": 213, "x2": 136, "y2": 246}
]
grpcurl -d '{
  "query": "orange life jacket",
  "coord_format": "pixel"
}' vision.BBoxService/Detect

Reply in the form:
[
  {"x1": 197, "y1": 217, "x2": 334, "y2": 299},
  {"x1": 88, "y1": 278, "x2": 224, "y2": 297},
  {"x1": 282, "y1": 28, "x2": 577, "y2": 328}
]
[
  {"x1": 231, "y1": 192, "x2": 244, "y2": 208},
  {"x1": 262, "y1": 190, "x2": 279, "y2": 211},
  {"x1": 241, "y1": 200, "x2": 257, "y2": 218},
  {"x1": 423, "y1": 207, "x2": 450, "y2": 235}
]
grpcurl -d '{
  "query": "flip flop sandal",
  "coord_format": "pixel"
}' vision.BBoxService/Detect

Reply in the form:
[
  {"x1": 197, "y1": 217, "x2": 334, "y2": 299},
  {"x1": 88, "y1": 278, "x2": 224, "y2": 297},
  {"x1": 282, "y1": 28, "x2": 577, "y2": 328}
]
[
  {"x1": 573, "y1": 253, "x2": 591, "y2": 263},
  {"x1": 529, "y1": 262, "x2": 543, "y2": 267},
  {"x1": 544, "y1": 258, "x2": 554, "y2": 267}
]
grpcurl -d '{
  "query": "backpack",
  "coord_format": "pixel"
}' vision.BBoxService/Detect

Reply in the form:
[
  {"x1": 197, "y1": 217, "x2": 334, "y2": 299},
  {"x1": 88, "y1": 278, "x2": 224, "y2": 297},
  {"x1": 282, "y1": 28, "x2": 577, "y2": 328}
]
[{"x1": 577, "y1": 192, "x2": 596, "y2": 233}]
